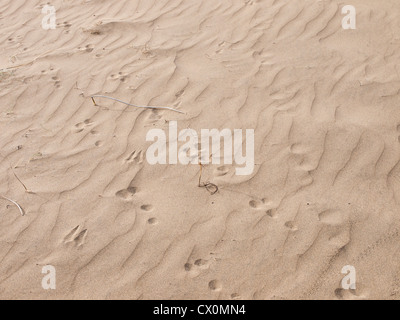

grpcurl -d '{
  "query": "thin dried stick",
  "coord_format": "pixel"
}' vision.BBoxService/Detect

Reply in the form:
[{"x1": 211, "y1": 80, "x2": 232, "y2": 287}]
[
  {"x1": 0, "y1": 153, "x2": 32, "y2": 193},
  {"x1": 91, "y1": 95, "x2": 185, "y2": 114},
  {"x1": 12, "y1": 171, "x2": 30, "y2": 193},
  {"x1": 198, "y1": 163, "x2": 218, "y2": 195},
  {"x1": 0, "y1": 195, "x2": 24, "y2": 216}
]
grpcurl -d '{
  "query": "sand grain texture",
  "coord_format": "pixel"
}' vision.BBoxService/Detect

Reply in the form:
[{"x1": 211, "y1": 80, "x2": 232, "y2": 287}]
[{"x1": 1, "y1": 0, "x2": 400, "y2": 300}]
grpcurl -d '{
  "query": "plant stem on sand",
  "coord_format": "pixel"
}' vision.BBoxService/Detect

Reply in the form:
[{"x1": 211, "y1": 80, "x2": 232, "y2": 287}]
[
  {"x1": 0, "y1": 195, "x2": 24, "y2": 216},
  {"x1": 91, "y1": 95, "x2": 185, "y2": 114}
]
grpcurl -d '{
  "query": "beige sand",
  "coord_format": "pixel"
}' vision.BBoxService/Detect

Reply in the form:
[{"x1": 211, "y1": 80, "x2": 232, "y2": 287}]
[{"x1": 1, "y1": 0, "x2": 400, "y2": 300}]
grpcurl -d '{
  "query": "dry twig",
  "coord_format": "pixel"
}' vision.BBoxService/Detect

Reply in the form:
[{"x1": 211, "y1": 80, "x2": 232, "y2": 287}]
[
  {"x1": 198, "y1": 163, "x2": 218, "y2": 195},
  {"x1": 0, "y1": 195, "x2": 24, "y2": 216},
  {"x1": 91, "y1": 95, "x2": 185, "y2": 114}
]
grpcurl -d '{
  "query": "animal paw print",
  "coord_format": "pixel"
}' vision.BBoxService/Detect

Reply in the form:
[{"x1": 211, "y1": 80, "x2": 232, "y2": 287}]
[
  {"x1": 57, "y1": 21, "x2": 71, "y2": 34},
  {"x1": 184, "y1": 258, "x2": 211, "y2": 277},
  {"x1": 284, "y1": 221, "x2": 298, "y2": 231},
  {"x1": 78, "y1": 44, "x2": 94, "y2": 53},
  {"x1": 208, "y1": 280, "x2": 222, "y2": 292},
  {"x1": 63, "y1": 225, "x2": 88, "y2": 247},
  {"x1": 245, "y1": 0, "x2": 255, "y2": 5},
  {"x1": 214, "y1": 166, "x2": 230, "y2": 177},
  {"x1": 125, "y1": 150, "x2": 143, "y2": 164},
  {"x1": 110, "y1": 72, "x2": 128, "y2": 83},
  {"x1": 73, "y1": 119, "x2": 95, "y2": 133},
  {"x1": 146, "y1": 110, "x2": 163, "y2": 125},
  {"x1": 51, "y1": 76, "x2": 61, "y2": 89},
  {"x1": 231, "y1": 293, "x2": 241, "y2": 300},
  {"x1": 175, "y1": 89, "x2": 185, "y2": 99},
  {"x1": 147, "y1": 217, "x2": 158, "y2": 225},
  {"x1": 249, "y1": 198, "x2": 278, "y2": 218},
  {"x1": 335, "y1": 287, "x2": 366, "y2": 300},
  {"x1": 116, "y1": 187, "x2": 137, "y2": 200},
  {"x1": 140, "y1": 204, "x2": 153, "y2": 212},
  {"x1": 141, "y1": 45, "x2": 155, "y2": 58}
]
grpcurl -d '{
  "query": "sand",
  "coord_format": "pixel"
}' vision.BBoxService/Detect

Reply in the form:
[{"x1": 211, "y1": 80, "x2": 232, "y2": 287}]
[{"x1": 1, "y1": 0, "x2": 400, "y2": 300}]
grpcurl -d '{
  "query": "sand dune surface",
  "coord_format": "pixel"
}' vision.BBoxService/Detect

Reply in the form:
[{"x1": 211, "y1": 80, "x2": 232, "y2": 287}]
[{"x1": 1, "y1": 0, "x2": 400, "y2": 300}]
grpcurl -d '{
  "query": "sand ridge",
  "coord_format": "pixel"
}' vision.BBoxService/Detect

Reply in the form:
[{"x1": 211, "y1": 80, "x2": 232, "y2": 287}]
[{"x1": 0, "y1": 0, "x2": 400, "y2": 300}]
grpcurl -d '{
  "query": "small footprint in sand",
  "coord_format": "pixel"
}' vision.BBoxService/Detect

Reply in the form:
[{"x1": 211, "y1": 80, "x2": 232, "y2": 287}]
[
  {"x1": 125, "y1": 150, "x2": 143, "y2": 164},
  {"x1": 140, "y1": 204, "x2": 153, "y2": 212},
  {"x1": 73, "y1": 119, "x2": 94, "y2": 133},
  {"x1": 184, "y1": 263, "x2": 192, "y2": 271},
  {"x1": 147, "y1": 110, "x2": 162, "y2": 125},
  {"x1": 184, "y1": 258, "x2": 210, "y2": 274},
  {"x1": 175, "y1": 89, "x2": 185, "y2": 99},
  {"x1": 209, "y1": 280, "x2": 222, "y2": 292},
  {"x1": 51, "y1": 76, "x2": 61, "y2": 88},
  {"x1": 116, "y1": 187, "x2": 137, "y2": 200},
  {"x1": 147, "y1": 218, "x2": 158, "y2": 225},
  {"x1": 78, "y1": 44, "x2": 94, "y2": 53},
  {"x1": 335, "y1": 287, "x2": 366, "y2": 300},
  {"x1": 110, "y1": 72, "x2": 128, "y2": 83},
  {"x1": 231, "y1": 293, "x2": 241, "y2": 300},
  {"x1": 284, "y1": 221, "x2": 298, "y2": 231},
  {"x1": 249, "y1": 199, "x2": 262, "y2": 209},
  {"x1": 61, "y1": 21, "x2": 71, "y2": 34},
  {"x1": 194, "y1": 259, "x2": 210, "y2": 269},
  {"x1": 64, "y1": 225, "x2": 87, "y2": 247},
  {"x1": 214, "y1": 166, "x2": 230, "y2": 177},
  {"x1": 249, "y1": 198, "x2": 278, "y2": 218}
]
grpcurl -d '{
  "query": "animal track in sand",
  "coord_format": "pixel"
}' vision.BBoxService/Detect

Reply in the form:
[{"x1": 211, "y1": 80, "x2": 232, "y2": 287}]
[
  {"x1": 125, "y1": 150, "x2": 143, "y2": 164},
  {"x1": 194, "y1": 259, "x2": 210, "y2": 269},
  {"x1": 284, "y1": 221, "x2": 298, "y2": 231},
  {"x1": 63, "y1": 225, "x2": 88, "y2": 247},
  {"x1": 335, "y1": 288, "x2": 365, "y2": 300},
  {"x1": 78, "y1": 44, "x2": 94, "y2": 53},
  {"x1": 116, "y1": 187, "x2": 137, "y2": 200},
  {"x1": 61, "y1": 21, "x2": 72, "y2": 34},
  {"x1": 209, "y1": 280, "x2": 222, "y2": 292},
  {"x1": 73, "y1": 119, "x2": 94, "y2": 133},
  {"x1": 231, "y1": 293, "x2": 241, "y2": 300},
  {"x1": 215, "y1": 166, "x2": 230, "y2": 176},
  {"x1": 51, "y1": 76, "x2": 61, "y2": 88},
  {"x1": 266, "y1": 209, "x2": 278, "y2": 218},
  {"x1": 63, "y1": 21, "x2": 72, "y2": 28},
  {"x1": 147, "y1": 110, "x2": 162, "y2": 124},
  {"x1": 147, "y1": 218, "x2": 158, "y2": 225},
  {"x1": 110, "y1": 72, "x2": 128, "y2": 83},
  {"x1": 140, "y1": 204, "x2": 153, "y2": 212},
  {"x1": 184, "y1": 263, "x2": 192, "y2": 271},
  {"x1": 184, "y1": 259, "x2": 210, "y2": 274},
  {"x1": 249, "y1": 198, "x2": 278, "y2": 217},
  {"x1": 249, "y1": 199, "x2": 264, "y2": 209},
  {"x1": 175, "y1": 89, "x2": 185, "y2": 99}
]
